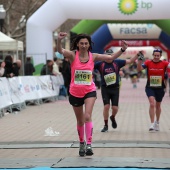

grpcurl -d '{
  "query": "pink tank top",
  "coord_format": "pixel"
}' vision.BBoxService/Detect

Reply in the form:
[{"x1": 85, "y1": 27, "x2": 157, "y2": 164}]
[{"x1": 69, "y1": 51, "x2": 96, "y2": 97}]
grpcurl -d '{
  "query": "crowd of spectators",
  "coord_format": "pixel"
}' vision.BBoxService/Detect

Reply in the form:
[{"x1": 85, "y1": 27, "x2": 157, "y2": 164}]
[
  {"x1": 0, "y1": 55, "x2": 71, "y2": 94},
  {"x1": 40, "y1": 57, "x2": 71, "y2": 95},
  {"x1": 0, "y1": 55, "x2": 36, "y2": 78},
  {"x1": 0, "y1": 55, "x2": 21, "y2": 78}
]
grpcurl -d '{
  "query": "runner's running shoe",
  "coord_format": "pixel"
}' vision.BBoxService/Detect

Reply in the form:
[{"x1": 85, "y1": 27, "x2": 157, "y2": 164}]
[
  {"x1": 79, "y1": 141, "x2": 86, "y2": 157},
  {"x1": 86, "y1": 144, "x2": 93, "y2": 156},
  {"x1": 101, "y1": 125, "x2": 108, "y2": 132},
  {"x1": 154, "y1": 121, "x2": 160, "y2": 131},
  {"x1": 149, "y1": 123, "x2": 155, "y2": 131},
  {"x1": 110, "y1": 116, "x2": 117, "y2": 129}
]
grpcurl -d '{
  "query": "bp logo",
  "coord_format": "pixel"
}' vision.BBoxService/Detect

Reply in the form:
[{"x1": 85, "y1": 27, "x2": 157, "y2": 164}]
[{"x1": 118, "y1": 0, "x2": 138, "y2": 15}]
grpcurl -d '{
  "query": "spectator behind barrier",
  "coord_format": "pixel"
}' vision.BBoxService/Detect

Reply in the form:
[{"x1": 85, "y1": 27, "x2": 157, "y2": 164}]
[
  {"x1": 12, "y1": 59, "x2": 22, "y2": 76},
  {"x1": 4, "y1": 55, "x2": 15, "y2": 78},
  {"x1": 59, "y1": 57, "x2": 71, "y2": 95},
  {"x1": 52, "y1": 57, "x2": 61, "y2": 75},
  {"x1": 0, "y1": 61, "x2": 5, "y2": 77},
  {"x1": 41, "y1": 60, "x2": 53, "y2": 75},
  {"x1": 24, "y1": 57, "x2": 35, "y2": 75}
]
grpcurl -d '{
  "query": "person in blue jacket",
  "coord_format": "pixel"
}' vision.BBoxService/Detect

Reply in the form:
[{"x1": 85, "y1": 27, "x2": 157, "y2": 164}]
[{"x1": 94, "y1": 49, "x2": 143, "y2": 132}]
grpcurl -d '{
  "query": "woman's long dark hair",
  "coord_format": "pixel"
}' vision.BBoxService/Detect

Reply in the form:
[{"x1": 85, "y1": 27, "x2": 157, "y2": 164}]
[{"x1": 70, "y1": 33, "x2": 94, "y2": 51}]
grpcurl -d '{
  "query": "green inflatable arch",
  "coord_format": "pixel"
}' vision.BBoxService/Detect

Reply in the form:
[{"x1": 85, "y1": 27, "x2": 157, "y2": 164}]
[{"x1": 71, "y1": 19, "x2": 170, "y2": 36}]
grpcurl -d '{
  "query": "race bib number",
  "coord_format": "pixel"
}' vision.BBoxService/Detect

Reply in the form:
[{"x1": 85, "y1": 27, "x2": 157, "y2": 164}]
[
  {"x1": 74, "y1": 70, "x2": 92, "y2": 85},
  {"x1": 104, "y1": 72, "x2": 116, "y2": 86},
  {"x1": 150, "y1": 76, "x2": 162, "y2": 87}
]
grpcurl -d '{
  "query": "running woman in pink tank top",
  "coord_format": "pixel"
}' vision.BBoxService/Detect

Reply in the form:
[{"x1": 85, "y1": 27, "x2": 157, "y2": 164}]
[{"x1": 57, "y1": 32, "x2": 128, "y2": 156}]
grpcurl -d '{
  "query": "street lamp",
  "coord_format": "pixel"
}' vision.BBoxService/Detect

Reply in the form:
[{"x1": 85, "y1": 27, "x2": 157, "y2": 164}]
[{"x1": 0, "y1": 5, "x2": 6, "y2": 32}]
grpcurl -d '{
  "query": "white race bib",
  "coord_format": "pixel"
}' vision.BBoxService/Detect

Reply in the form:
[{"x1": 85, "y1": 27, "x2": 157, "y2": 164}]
[
  {"x1": 104, "y1": 72, "x2": 116, "y2": 86},
  {"x1": 74, "y1": 70, "x2": 92, "y2": 85},
  {"x1": 150, "y1": 76, "x2": 162, "y2": 87}
]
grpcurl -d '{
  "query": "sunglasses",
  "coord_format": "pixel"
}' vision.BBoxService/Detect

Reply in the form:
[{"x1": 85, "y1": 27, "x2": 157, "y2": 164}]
[{"x1": 153, "y1": 49, "x2": 162, "y2": 53}]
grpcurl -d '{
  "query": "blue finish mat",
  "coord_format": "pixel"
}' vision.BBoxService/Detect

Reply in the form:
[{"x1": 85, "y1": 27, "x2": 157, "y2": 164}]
[{"x1": 0, "y1": 168, "x2": 165, "y2": 170}]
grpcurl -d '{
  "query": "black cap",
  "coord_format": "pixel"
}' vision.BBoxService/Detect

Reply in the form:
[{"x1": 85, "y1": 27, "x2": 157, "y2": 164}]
[{"x1": 104, "y1": 49, "x2": 113, "y2": 55}]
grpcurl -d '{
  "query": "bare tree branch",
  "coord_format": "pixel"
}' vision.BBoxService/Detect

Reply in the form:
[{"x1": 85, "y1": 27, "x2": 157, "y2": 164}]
[
  {"x1": 0, "y1": 0, "x2": 79, "y2": 55},
  {"x1": 11, "y1": 32, "x2": 25, "y2": 39}
]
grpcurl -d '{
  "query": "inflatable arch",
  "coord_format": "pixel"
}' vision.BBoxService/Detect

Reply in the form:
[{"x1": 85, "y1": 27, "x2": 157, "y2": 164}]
[
  {"x1": 105, "y1": 40, "x2": 169, "y2": 53},
  {"x1": 105, "y1": 40, "x2": 170, "y2": 60},
  {"x1": 26, "y1": 0, "x2": 170, "y2": 65},
  {"x1": 90, "y1": 24, "x2": 170, "y2": 60},
  {"x1": 71, "y1": 19, "x2": 170, "y2": 36}
]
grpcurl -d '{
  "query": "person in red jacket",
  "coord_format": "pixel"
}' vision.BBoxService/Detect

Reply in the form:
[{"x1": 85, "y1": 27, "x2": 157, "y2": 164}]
[{"x1": 137, "y1": 49, "x2": 170, "y2": 131}]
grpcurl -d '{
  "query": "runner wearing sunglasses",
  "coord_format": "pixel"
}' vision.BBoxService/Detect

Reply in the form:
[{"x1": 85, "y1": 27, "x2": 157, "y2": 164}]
[{"x1": 137, "y1": 49, "x2": 170, "y2": 131}]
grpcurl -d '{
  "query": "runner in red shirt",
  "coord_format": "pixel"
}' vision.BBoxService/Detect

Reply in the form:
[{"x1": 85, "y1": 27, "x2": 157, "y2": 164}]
[{"x1": 137, "y1": 49, "x2": 170, "y2": 131}]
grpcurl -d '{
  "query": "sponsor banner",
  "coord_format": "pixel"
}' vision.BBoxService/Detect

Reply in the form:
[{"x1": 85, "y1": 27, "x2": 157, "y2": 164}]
[
  {"x1": 8, "y1": 77, "x2": 25, "y2": 104},
  {"x1": 20, "y1": 76, "x2": 57, "y2": 100},
  {"x1": 0, "y1": 77, "x2": 12, "y2": 108},
  {"x1": 105, "y1": 40, "x2": 156, "y2": 47},
  {"x1": 51, "y1": 75, "x2": 64, "y2": 96},
  {"x1": 36, "y1": 75, "x2": 56, "y2": 99},
  {"x1": 108, "y1": 24, "x2": 161, "y2": 39},
  {"x1": 20, "y1": 76, "x2": 41, "y2": 101},
  {"x1": 113, "y1": 0, "x2": 170, "y2": 20},
  {"x1": 0, "y1": 75, "x2": 64, "y2": 110}
]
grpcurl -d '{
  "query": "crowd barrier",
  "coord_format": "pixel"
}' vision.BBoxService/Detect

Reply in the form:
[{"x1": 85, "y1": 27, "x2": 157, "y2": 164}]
[{"x1": 0, "y1": 75, "x2": 64, "y2": 117}]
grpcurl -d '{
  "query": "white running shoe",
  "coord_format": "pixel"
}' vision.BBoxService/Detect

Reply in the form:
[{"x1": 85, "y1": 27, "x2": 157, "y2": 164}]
[
  {"x1": 154, "y1": 121, "x2": 160, "y2": 131},
  {"x1": 149, "y1": 123, "x2": 155, "y2": 131}
]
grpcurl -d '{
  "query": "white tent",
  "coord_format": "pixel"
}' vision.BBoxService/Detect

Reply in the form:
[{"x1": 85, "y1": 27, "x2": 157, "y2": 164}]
[{"x1": 0, "y1": 31, "x2": 23, "y2": 51}]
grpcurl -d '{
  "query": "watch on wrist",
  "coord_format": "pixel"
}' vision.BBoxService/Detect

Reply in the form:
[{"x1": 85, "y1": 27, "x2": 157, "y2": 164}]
[{"x1": 121, "y1": 48, "x2": 125, "y2": 52}]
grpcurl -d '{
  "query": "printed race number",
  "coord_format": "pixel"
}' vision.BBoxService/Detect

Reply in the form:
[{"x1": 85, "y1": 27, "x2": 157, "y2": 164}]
[
  {"x1": 74, "y1": 70, "x2": 92, "y2": 85},
  {"x1": 150, "y1": 76, "x2": 162, "y2": 87},
  {"x1": 104, "y1": 72, "x2": 116, "y2": 86}
]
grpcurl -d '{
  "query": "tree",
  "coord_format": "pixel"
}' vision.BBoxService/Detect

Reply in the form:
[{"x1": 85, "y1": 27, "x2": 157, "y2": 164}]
[
  {"x1": 0, "y1": 0, "x2": 46, "y2": 46},
  {"x1": 0, "y1": 0, "x2": 80, "y2": 51}
]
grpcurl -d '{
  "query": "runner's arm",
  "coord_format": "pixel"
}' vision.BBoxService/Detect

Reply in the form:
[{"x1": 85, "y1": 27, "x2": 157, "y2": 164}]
[
  {"x1": 56, "y1": 32, "x2": 74, "y2": 61},
  {"x1": 94, "y1": 40, "x2": 128, "y2": 61}
]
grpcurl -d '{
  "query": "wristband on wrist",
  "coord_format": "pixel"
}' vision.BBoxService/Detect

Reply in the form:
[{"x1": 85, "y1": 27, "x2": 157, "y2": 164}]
[{"x1": 121, "y1": 48, "x2": 125, "y2": 52}]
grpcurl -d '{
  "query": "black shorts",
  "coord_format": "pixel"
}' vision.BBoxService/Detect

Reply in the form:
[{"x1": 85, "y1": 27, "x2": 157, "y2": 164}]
[
  {"x1": 101, "y1": 86, "x2": 119, "y2": 106},
  {"x1": 129, "y1": 73, "x2": 138, "y2": 78},
  {"x1": 69, "y1": 91, "x2": 97, "y2": 107},
  {"x1": 145, "y1": 87, "x2": 165, "y2": 102}
]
